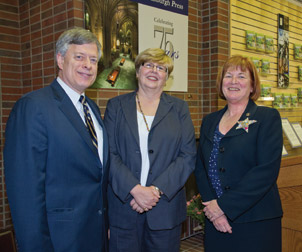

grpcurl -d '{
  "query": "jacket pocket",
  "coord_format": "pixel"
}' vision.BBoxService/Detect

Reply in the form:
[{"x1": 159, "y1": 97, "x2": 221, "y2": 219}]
[{"x1": 47, "y1": 208, "x2": 74, "y2": 221}]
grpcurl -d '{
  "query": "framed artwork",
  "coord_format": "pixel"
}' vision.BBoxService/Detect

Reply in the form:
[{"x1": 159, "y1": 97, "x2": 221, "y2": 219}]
[
  {"x1": 277, "y1": 14, "x2": 289, "y2": 88},
  {"x1": 291, "y1": 123, "x2": 302, "y2": 143},
  {"x1": 85, "y1": 0, "x2": 138, "y2": 90},
  {"x1": 281, "y1": 118, "x2": 302, "y2": 148}
]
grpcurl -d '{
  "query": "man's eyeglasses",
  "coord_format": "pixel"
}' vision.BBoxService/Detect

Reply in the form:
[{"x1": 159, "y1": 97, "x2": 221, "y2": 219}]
[{"x1": 142, "y1": 62, "x2": 167, "y2": 73}]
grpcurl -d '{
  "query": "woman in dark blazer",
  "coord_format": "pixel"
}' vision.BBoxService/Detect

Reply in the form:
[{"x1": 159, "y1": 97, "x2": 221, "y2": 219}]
[
  {"x1": 104, "y1": 48, "x2": 196, "y2": 252},
  {"x1": 195, "y1": 55, "x2": 283, "y2": 252}
]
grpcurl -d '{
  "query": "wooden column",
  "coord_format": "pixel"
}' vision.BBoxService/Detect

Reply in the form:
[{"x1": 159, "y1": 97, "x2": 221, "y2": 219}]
[{"x1": 278, "y1": 156, "x2": 302, "y2": 252}]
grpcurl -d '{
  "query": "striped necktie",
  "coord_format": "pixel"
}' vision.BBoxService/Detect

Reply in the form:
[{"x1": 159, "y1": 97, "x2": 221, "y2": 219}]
[{"x1": 79, "y1": 95, "x2": 98, "y2": 149}]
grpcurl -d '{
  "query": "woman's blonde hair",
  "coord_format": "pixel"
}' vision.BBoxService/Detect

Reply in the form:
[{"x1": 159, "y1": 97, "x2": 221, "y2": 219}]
[
  {"x1": 135, "y1": 48, "x2": 174, "y2": 76},
  {"x1": 216, "y1": 55, "x2": 261, "y2": 101}
]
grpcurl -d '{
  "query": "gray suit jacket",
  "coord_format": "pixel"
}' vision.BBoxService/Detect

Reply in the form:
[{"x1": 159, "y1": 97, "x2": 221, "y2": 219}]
[{"x1": 104, "y1": 91, "x2": 196, "y2": 230}]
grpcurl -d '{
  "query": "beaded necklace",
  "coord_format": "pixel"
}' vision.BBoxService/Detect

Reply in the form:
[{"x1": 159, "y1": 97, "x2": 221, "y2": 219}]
[{"x1": 136, "y1": 93, "x2": 150, "y2": 132}]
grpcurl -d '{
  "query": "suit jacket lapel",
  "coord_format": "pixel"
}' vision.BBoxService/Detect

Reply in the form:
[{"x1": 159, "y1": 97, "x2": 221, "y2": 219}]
[
  {"x1": 203, "y1": 100, "x2": 258, "y2": 141},
  {"x1": 204, "y1": 107, "x2": 226, "y2": 143},
  {"x1": 50, "y1": 80, "x2": 99, "y2": 157},
  {"x1": 225, "y1": 99, "x2": 258, "y2": 138},
  {"x1": 119, "y1": 92, "x2": 178, "y2": 146},
  {"x1": 121, "y1": 92, "x2": 140, "y2": 147},
  {"x1": 151, "y1": 93, "x2": 173, "y2": 130}
]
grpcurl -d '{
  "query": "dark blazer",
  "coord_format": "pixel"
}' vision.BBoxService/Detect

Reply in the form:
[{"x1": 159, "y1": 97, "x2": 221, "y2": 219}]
[
  {"x1": 4, "y1": 79, "x2": 109, "y2": 252},
  {"x1": 195, "y1": 100, "x2": 283, "y2": 223},
  {"x1": 104, "y1": 91, "x2": 196, "y2": 230}
]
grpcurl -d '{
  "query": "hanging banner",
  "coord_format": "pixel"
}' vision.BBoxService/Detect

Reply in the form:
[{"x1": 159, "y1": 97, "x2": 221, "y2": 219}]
[
  {"x1": 131, "y1": 0, "x2": 188, "y2": 15},
  {"x1": 136, "y1": 0, "x2": 188, "y2": 91}
]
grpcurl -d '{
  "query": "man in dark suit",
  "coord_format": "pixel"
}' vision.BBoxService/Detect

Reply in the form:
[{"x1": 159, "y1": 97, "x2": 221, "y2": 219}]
[{"x1": 4, "y1": 27, "x2": 109, "y2": 252}]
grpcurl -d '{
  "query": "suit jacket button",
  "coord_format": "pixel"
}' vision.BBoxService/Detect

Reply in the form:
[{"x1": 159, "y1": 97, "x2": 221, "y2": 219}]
[
  {"x1": 148, "y1": 150, "x2": 154, "y2": 154},
  {"x1": 219, "y1": 147, "x2": 224, "y2": 153},
  {"x1": 219, "y1": 167, "x2": 225, "y2": 172},
  {"x1": 149, "y1": 170, "x2": 152, "y2": 174},
  {"x1": 98, "y1": 210, "x2": 102, "y2": 215},
  {"x1": 225, "y1": 186, "x2": 230, "y2": 190}
]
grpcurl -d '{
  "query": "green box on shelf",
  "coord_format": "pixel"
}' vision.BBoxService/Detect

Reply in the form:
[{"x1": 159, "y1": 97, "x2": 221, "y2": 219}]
[
  {"x1": 282, "y1": 94, "x2": 291, "y2": 108},
  {"x1": 261, "y1": 59, "x2": 270, "y2": 75},
  {"x1": 261, "y1": 84, "x2": 271, "y2": 97},
  {"x1": 298, "y1": 88, "x2": 302, "y2": 100},
  {"x1": 273, "y1": 93, "x2": 283, "y2": 108},
  {"x1": 265, "y1": 35, "x2": 274, "y2": 53},
  {"x1": 256, "y1": 33, "x2": 265, "y2": 52},
  {"x1": 298, "y1": 66, "x2": 302, "y2": 81},
  {"x1": 246, "y1": 30, "x2": 256, "y2": 50},
  {"x1": 294, "y1": 44, "x2": 302, "y2": 60},
  {"x1": 251, "y1": 57, "x2": 261, "y2": 73},
  {"x1": 291, "y1": 94, "x2": 298, "y2": 107}
]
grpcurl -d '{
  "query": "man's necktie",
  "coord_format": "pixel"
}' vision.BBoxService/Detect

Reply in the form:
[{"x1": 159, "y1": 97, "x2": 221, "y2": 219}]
[{"x1": 79, "y1": 95, "x2": 98, "y2": 149}]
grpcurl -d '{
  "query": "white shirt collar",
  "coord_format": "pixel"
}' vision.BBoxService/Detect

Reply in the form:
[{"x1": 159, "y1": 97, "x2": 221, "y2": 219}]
[{"x1": 57, "y1": 77, "x2": 84, "y2": 106}]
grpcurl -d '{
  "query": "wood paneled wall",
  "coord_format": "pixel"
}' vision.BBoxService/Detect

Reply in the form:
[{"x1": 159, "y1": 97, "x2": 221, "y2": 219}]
[
  {"x1": 228, "y1": 0, "x2": 302, "y2": 157},
  {"x1": 278, "y1": 157, "x2": 302, "y2": 252}
]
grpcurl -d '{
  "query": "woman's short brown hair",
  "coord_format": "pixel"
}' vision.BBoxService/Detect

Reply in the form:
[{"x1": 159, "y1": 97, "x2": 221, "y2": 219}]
[
  {"x1": 216, "y1": 55, "x2": 261, "y2": 101},
  {"x1": 135, "y1": 48, "x2": 174, "y2": 76}
]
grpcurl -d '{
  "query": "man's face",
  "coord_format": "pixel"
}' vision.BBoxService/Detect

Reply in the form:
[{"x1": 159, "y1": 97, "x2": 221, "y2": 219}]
[{"x1": 57, "y1": 43, "x2": 98, "y2": 94}]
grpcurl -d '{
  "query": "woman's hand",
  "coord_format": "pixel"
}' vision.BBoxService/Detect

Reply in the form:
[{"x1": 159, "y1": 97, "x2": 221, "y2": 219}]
[
  {"x1": 213, "y1": 214, "x2": 232, "y2": 233},
  {"x1": 130, "y1": 199, "x2": 144, "y2": 213},
  {"x1": 203, "y1": 199, "x2": 224, "y2": 221},
  {"x1": 130, "y1": 184, "x2": 160, "y2": 211}
]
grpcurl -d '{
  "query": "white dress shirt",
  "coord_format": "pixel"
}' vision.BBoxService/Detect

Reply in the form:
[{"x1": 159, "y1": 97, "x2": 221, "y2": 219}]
[{"x1": 57, "y1": 77, "x2": 103, "y2": 163}]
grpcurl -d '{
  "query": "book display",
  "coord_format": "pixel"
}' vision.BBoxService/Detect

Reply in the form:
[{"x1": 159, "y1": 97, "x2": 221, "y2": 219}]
[{"x1": 240, "y1": 14, "x2": 302, "y2": 157}]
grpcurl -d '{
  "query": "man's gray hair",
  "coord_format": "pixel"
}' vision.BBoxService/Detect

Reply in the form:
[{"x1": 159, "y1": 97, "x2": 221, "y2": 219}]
[{"x1": 55, "y1": 27, "x2": 102, "y2": 61}]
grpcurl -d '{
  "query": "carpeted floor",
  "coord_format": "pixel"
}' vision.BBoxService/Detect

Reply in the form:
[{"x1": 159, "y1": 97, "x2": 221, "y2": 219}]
[{"x1": 180, "y1": 233, "x2": 204, "y2": 252}]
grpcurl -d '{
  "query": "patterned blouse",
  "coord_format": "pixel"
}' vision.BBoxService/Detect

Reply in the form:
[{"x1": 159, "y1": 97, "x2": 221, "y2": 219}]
[{"x1": 208, "y1": 124, "x2": 224, "y2": 198}]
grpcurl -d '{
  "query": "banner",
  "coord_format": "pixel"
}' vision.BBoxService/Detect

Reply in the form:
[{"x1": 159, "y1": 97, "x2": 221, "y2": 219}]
[
  {"x1": 137, "y1": 1, "x2": 188, "y2": 91},
  {"x1": 131, "y1": 0, "x2": 188, "y2": 15}
]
